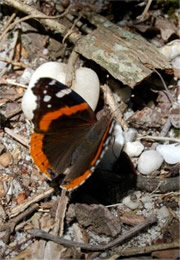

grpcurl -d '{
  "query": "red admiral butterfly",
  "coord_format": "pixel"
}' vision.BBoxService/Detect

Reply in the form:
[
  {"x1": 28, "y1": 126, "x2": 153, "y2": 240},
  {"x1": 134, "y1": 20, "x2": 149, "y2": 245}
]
[{"x1": 30, "y1": 78, "x2": 115, "y2": 190}]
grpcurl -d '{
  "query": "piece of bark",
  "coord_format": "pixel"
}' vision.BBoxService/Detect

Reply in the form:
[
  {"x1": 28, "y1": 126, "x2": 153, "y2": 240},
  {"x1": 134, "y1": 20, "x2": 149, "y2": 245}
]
[
  {"x1": 155, "y1": 17, "x2": 177, "y2": 41},
  {"x1": 4, "y1": 1, "x2": 171, "y2": 88},
  {"x1": 75, "y1": 18, "x2": 170, "y2": 88},
  {"x1": 169, "y1": 107, "x2": 180, "y2": 129},
  {"x1": 119, "y1": 212, "x2": 146, "y2": 226},
  {"x1": 127, "y1": 107, "x2": 165, "y2": 129},
  {"x1": 72, "y1": 203, "x2": 121, "y2": 237},
  {"x1": 152, "y1": 249, "x2": 179, "y2": 260}
]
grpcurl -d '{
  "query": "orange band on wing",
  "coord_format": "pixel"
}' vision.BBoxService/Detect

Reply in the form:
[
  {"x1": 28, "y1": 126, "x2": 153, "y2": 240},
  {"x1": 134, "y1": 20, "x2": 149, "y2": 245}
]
[
  {"x1": 30, "y1": 133, "x2": 52, "y2": 179},
  {"x1": 40, "y1": 103, "x2": 89, "y2": 131},
  {"x1": 61, "y1": 120, "x2": 112, "y2": 190},
  {"x1": 62, "y1": 170, "x2": 91, "y2": 190}
]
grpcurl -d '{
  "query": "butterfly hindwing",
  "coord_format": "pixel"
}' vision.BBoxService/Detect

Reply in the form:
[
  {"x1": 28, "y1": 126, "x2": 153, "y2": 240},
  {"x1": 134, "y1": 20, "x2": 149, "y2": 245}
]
[{"x1": 30, "y1": 77, "x2": 114, "y2": 190}]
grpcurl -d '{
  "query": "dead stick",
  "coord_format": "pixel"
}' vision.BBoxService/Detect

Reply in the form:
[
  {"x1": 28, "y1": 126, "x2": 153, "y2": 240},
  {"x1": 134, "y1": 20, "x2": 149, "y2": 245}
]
[
  {"x1": 115, "y1": 240, "x2": 180, "y2": 256},
  {"x1": 0, "y1": 203, "x2": 38, "y2": 244},
  {"x1": 4, "y1": 12, "x2": 73, "y2": 34},
  {"x1": 98, "y1": 170, "x2": 180, "y2": 193},
  {"x1": 10, "y1": 187, "x2": 54, "y2": 218},
  {"x1": 138, "y1": 135, "x2": 180, "y2": 143},
  {"x1": 56, "y1": 5, "x2": 92, "y2": 34},
  {"x1": 65, "y1": 50, "x2": 79, "y2": 87},
  {"x1": 0, "y1": 57, "x2": 28, "y2": 68},
  {"x1": 6, "y1": 106, "x2": 22, "y2": 119},
  {"x1": 53, "y1": 189, "x2": 69, "y2": 237},
  {"x1": 0, "y1": 30, "x2": 19, "y2": 78},
  {"x1": 0, "y1": 12, "x2": 17, "y2": 42},
  {"x1": 136, "y1": 175, "x2": 180, "y2": 193},
  {"x1": 29, "y1": 214, "x2": 157, "y2": 251},
  {"x1": 4, "y1": 127, "x2": 29, "y2": 148},
  {"x1": 102, "y1": 84, "x2": 128, "y2": 131},
  {"x1": 137, "y1": 0, "x2": 153, "y2": 21},
  {"x1": 4, "y1": 0, "x2": 81, "y2": 43},
  {"x1": 154, "y1": 69, "x2": 174, "y2": 104}
]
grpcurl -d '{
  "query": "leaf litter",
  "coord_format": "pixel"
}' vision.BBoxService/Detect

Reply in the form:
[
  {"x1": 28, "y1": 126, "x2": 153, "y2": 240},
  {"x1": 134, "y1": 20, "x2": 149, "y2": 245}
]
[{"x1": 0, "y1": 0, "x2": 179, "y2": 259}]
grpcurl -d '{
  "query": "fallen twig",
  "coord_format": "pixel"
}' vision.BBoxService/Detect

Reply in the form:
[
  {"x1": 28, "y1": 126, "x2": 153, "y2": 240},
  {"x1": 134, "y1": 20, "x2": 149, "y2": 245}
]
[
  {"x1": 4, "y1": 127, "x2": 29, "y2": 148},
  {"x1": 150, "y1": 117, "x2": 172, "y2": 149},
  {"x1": 159, "y1": 117, "x2": 172, "y2": 137},
  {"x1": 0, "y1": 12, "x2": 17, "y2": 42},
  {"x1": 53, "y1": 189, "x2": 69, "y2": 237},
  {"x1": 0, "y1": 57, "x2": 29, "y2": 69},
  {"x1": 62, "y1": 13, "x2": 82, "y2": 44},
  {"x1": 0, "y1": 30, "x2": 19, "y2": 78},
  {"x1": 3, "y1": 78, "x2": 27, "y2": 89},
  {"x1": 0, "y1": 203, "x2": 38, "y2": 244},
  {"x1": 29, "y1": 214, "x2": 157, "y2": 251},
  {"x1": 137, "y1": 0, "x2": 153, "y2": 21},
  {"x1": 4, "y1": 0, "x2": 81, "y2": 44},
  {"x1": 154, "y1": 69, "x2": 174, "y2": 105},
  {"x1": 98, "y1": 170, "x2": 180, "y2": 194},
  {"x1": 2, "y1": 11, "x2": 74, "y2": 36},
  {"x1": 5, "y1": 106, "x2": 22, "y2": 119},
  {"x1": 55, "y1": 4, "x2": 92, "y2": 34},
  {"x1": 10, "y1": 187, "x2": 54, "y2": 218},
  {"x1": 101, "y1": 84, "x2": 128, "y2": 131},
  {"x1": 65, "y1": 50, "x2": 79, "y2": 87},
  {"x1": 138, "y1": 135, "x2": 180, "y2": 143},
  {"x1": 136, "y1": 175, "x2": 180, "y2": 193},
  {"x1": 115, "y1": 239, "x2": 179, "y2": 256}
]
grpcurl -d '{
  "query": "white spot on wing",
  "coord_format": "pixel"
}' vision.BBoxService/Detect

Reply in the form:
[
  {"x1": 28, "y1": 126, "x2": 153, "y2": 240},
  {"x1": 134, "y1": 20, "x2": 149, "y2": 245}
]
[
  {"x1": 90, "y1": 166, "x2": 95, "y2": 172},
  {"x1": 47, "y1": 104, "x2": 52, "y2": 108},
  {"x1": 43, "y1": 95, "x2": 51, "y2": 102},
  {"x1": 43, "y1": 90, "x2": 47, "y2": 94},
  {"x1": 56, "y1": 88, "x2": 71, "y2": 98},
  {"x1": 49, "y1": 79, "x2": 56, "y2": 86}
]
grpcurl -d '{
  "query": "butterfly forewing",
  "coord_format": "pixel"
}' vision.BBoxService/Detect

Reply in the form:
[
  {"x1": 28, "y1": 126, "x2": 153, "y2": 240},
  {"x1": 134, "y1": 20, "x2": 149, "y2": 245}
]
[{"x1": 31, "y1": 78, "x2": 96, "y2": 132}]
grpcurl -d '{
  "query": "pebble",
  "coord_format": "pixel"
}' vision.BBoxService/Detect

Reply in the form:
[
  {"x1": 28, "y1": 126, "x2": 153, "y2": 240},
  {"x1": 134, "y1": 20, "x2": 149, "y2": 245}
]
[
  {"x1": 124, "y1": 128, "x2": 138, "y2": 142},
  {"x1": 22, "y1": 62, "x2": 67, "y2": 120},
  {"x1": 157, "y1": 206, "x2": 170, "y2": 219},
  {"x1": 19, "y1": 68, "x2": 34, "y2": 85},
  {"x1": 140, "y1": 194, "x2": 153, "y2": 210},
  {"x1": 122, "y1": 195, "x2": 140, "y2": 210},
  {"x1": 28, "y1": 62, "x2": 67, "y2": 88},
  {"x1": 138, "y1": 150, "x2": 163, "y2": 175},
  {"x1": 123, "y1": 141, "x2": 144, "y2": 157},
  {"x1": 159, "y1": 40, "x2": 180, "y2": 78},
  {"x1": 156, "y1": 144, "x2": 180, "y2": 164},
  {"x1": 0, "y1": 152, "x2": 13, "y2": 167},
  {"x1": 159, "y1": 39, "x2": 180, "y2": 60},
  {"x1": 22, "y1": 62, "x2": 100, "y2": 120},
  {"x1": 17, "y1": 193, "x2": 27, "y2": 204},
  {"x1": 72, "y1": 67, "x2": 100, "y2": 110}
]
